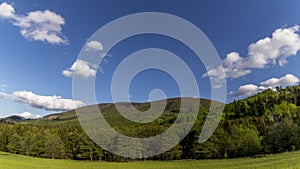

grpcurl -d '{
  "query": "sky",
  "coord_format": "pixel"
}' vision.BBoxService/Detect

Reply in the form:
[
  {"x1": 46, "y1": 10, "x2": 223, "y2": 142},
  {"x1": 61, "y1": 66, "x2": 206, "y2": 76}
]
[{"x1": 0, "y1": 0, "x2": 300, "y2": 118}]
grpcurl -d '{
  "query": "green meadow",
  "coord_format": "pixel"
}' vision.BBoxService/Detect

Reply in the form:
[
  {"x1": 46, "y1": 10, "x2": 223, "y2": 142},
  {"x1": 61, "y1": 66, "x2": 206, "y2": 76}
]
[{"x1": 1, "y1": 151, "x2": 300, "y2": 169}]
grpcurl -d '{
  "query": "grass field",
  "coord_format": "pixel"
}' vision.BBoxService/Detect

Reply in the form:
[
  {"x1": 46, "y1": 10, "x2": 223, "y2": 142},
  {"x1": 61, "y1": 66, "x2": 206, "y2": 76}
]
[{"x1": 1, "y1": 151, "x2": 300, "y2": 169}]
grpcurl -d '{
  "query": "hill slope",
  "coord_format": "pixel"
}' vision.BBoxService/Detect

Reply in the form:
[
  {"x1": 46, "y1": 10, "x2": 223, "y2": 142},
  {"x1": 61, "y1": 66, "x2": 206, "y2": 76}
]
[
  {"x1": 0, "y1": 115, "x2": 25, "y2": 123},
  {"x1": 19, "y1": 97, "x2": 218, "y2": 127},
  {"x1": 17, "y1": 85, "x2": 300, "y2": 126}
]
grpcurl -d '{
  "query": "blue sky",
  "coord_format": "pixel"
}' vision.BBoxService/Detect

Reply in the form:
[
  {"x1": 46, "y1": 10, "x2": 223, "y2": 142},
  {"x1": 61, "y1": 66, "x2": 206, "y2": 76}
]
[{"x1": 0, "y1": 0, "x2": 300, "y2": 118}]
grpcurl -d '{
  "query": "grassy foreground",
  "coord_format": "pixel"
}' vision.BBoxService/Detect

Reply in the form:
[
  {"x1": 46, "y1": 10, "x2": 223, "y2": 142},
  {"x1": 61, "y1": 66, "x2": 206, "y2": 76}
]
[{"x1": 1, "y1": 151, "x2": 300, "y2": 169}]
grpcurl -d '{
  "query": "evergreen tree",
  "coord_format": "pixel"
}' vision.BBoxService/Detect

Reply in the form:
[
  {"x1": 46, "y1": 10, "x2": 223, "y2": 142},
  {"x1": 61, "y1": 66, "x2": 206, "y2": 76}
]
[
  {"x1": 7, "y1": 132, "x2": 21, "y2": 154},
  {"x1": 45, "y1": 133, "x2": 64, "y2": 159}
]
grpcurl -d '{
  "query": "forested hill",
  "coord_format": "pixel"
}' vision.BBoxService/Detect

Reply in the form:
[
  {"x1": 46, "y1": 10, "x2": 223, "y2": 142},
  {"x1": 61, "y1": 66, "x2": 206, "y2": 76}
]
[
  {"x1": 15, "y1": 85, "x2": 300, "y2": 126},
  {"x1": 0, "y1": 85, "x2": 300, "y2": 161},
  {"x1": 13, "y1": 97, "x2": 215, "y2": 126},
  {"x1": 224, "y1": 85, "x2": 300, "y2": 119}
]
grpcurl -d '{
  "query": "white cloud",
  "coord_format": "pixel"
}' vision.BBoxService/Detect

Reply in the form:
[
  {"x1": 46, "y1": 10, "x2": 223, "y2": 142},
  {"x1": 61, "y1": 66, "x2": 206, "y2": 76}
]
[
  {"x1": 85, "y1": 40, "x2": 104, "y2": 52},
  {"x1": 0, "y1": 2, "x2": 67, "y2": 44},
  {"x1": 260, "y1": 74, "x2": 299, "y2": 88},
  {"x1": 203, "y1": 26, "x2": 300, "y2": 87},
  {"x1": 11, "y1": 90, "x2": 85, "y2": 111},
  {"x1": 247, "y1": 25, "x2": 300, "y2": 68},
  {"x1": 16, "y1": 112, "x2": 41, "y2": 119},
  {"x1": 62, "y1": 60, "x2": 97, "y2": 78},
  {"x1": 0, "y1": 2, "x2": 15, "y2": 19},
  {"x1": 236, "y1": 84, "x2": 259, "y2": 96},
  {"x1": 236, "y1": 74, "x2": 299, "y2": 96},
  {"x1": 0, "y1": 92, "x2": 8, "y2": 99}
]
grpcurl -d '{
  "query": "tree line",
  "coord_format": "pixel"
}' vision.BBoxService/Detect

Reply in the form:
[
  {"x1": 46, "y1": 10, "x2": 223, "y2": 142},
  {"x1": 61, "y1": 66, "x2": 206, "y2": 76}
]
[{"x1": 0, "y1": 123, "x2": 184, "y2": 161}]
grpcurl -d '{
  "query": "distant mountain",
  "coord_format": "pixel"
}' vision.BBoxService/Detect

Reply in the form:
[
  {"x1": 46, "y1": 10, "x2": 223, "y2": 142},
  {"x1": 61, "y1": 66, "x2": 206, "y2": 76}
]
[{"x1": 0, "y1": 115, "x2": 26, "y2": 123}]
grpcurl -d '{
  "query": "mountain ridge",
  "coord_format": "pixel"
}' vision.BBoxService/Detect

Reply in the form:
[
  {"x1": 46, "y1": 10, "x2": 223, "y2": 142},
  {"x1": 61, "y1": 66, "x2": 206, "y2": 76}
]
[{"x1": 3, "y1": 97, "x2": 218, "y2": 126}]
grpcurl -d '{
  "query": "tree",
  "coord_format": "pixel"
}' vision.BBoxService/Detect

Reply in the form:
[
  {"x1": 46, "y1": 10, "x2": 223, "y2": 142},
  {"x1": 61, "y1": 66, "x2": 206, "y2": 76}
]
[
  {"x1": 45, "y1": 134, "x2": 64, "y2": 159},
  {"x1": 164, "y1": 144, "x2": 182, "y2": 160},
  {"x1": 238, "y1": 126, "x2": 261, "y2": 156},
  {"x1": 180, "y1": 130, "x2": 201, "y2": 159},
  {"x1": 29, "y1": 132, "x2": 45, "y2": 157},
  {"x1": 275, "y1": 102, "x2": 297, "y2": 120},
  {"x1": 64, "y1": 132, "x2": 76, "y2": 159},
  {"x1": 7, "y1": 132, "x2": 21, "y2": 154},
  {"x1": 20, "y1": 131, "x2": 33, "y2": 155},
  {"x1": 0, "y1": 125, "x2": 11, "y2": 151},
  {"x1": 198, "y1": 125, "x2": 228, "y2": 159},
  {"x1": 262, "y1": 118, "x2": 300, "y2": 153}
]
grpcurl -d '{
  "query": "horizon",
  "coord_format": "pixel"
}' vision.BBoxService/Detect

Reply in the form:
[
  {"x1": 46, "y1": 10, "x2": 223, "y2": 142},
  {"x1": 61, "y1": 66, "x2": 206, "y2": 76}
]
[
  {"x1": 2, "y1": 83, "x2": 299, "y2": 119},
  {"x1": 0, "y1": 96, "x2": 213, "y2": 119}
]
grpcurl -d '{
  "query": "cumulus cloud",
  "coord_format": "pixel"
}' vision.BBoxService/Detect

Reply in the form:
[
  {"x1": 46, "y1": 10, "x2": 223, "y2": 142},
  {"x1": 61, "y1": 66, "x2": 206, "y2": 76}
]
[
  {"x1": 248, "y1": 26, "x2": 300, "y2": 67},
  {"x1": 236, "y1": 84, "x2": 260, "y2": 96},
  {"x1": 0, "y1": 2, "x2": 67, "y2": 44},
  {"x1": 85, "y1": 40, "x2": 104, "y2": 52},
  {"x1": 235, "y1": 74, "x2": 299, "y2": 96},
  {"x1": 203, "y1": 26, "x2": 300, "y2": 87},
  {"x1": 16, "y1": 112, "x2": 41, "y2": 119},
  {"x1": 260, "y1": 74, "x2": 299, "y2": 88},
  {"x1": 0, "y1": 92, "x2": 8, "y2": 99},
  {"x1": 0, "y1": 90, "x2": 84, "y2": 111},
  {"x1": 62, "y1": 60, "x2": 97, "y2": 78},
  {"x1": 0, "y1": 2, "x2": 15, "y2": 19}
]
